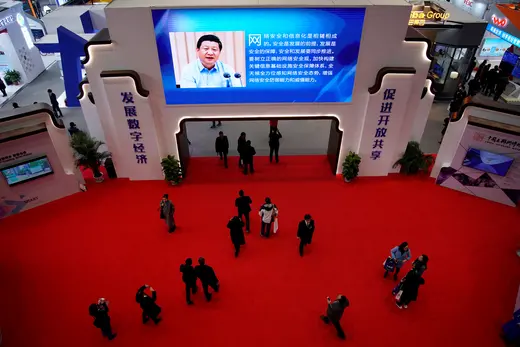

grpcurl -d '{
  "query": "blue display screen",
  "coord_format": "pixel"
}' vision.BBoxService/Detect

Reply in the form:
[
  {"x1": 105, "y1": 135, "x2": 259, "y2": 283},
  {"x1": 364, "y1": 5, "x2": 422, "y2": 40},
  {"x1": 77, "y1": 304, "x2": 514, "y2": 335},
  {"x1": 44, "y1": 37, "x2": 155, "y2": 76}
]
[
  {"x1": 463, "y1": 148, "x2": 514, "y2": 177},
  {"x1": 152, "y1": 8, "x2": 366, "y2": 105},
  {"x1": 1, "y1": 157, "x2": 53, "y2": 186}
]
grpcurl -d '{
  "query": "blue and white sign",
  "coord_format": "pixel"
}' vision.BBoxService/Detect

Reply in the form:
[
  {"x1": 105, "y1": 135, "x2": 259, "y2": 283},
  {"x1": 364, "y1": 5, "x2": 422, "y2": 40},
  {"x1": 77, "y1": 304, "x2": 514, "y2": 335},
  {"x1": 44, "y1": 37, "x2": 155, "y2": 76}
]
[
  {"x1": 152, "y1": 8, "x2": 366, "y2": 105},
  {"x1": 487, "y1": 24, "x2": 520, "y2": 49}
]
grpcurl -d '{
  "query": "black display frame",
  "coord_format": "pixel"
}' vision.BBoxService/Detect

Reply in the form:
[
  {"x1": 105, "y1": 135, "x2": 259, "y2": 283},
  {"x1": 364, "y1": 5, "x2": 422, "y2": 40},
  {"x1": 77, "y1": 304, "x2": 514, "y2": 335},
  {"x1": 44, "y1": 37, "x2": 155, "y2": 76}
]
[{"x1": 0, "y1": 155, "x2": 54, "y2": 187}]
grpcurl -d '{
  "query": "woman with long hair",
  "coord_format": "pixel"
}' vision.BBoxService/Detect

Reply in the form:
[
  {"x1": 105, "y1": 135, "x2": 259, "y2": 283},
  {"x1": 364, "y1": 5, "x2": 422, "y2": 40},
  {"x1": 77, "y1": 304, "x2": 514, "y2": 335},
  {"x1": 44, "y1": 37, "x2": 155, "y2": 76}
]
[{"x1": 384, "y1": 242, "x2": 411, "y2": 280}]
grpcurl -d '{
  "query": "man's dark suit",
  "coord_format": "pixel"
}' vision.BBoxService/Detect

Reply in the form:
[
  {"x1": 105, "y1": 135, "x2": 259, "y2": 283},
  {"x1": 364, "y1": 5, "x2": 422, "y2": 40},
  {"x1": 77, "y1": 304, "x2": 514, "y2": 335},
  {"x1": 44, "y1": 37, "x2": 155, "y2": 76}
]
[
  {"x1": 235, "y1": 195, "x2": 252, "y2": 232},
  {"x1": 297, "y1": 219, "x2": 315, "y2": 256},
  {"x1": 215, "y1": 135, "x2": 229, "y2": 168}
]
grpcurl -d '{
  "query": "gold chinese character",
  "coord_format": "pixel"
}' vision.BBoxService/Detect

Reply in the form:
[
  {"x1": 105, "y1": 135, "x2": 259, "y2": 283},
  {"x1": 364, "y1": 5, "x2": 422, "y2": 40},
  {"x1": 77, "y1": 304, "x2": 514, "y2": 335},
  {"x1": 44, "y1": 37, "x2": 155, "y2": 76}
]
[
  {"x1": 408, "y1": 19, "x2": 414, "y2": 25},
  {"x1": 419, "y1": 19, "x2": 425, "y2": 26},
  {"x1": 414, "y1": 19, "x2": 420, "y2": 25}
]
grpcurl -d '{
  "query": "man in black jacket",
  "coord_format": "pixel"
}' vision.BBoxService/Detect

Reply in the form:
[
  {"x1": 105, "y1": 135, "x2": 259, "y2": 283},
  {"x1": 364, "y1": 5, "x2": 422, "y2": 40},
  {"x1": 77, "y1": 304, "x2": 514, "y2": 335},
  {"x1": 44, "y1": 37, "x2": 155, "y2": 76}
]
[
  {"x1": 47, "y1": 89, "x2": 63, "y2": 118},
  {"x1": 195, "y1": 257, "x2": 219, "y2": 301},
  {"x1": 297, "y1": 214, "x2": 315, "y2": 257},
  {"x1": 135, "y1": 284, "x2": 162, "y2": 324},
  {"x1": 321, "y1": 295, "x2": 349, "y2": 339},
  {"x1": 235, "y1": 190, "x2": 252, "y2": 232},
  {"x1": 0, "y1": 77, "x2": 7, "y2": 97},
  {"x1": 68, "y1": 122, "x2": 81, "y2": 136},
  {"x1": 180, "y1": 258, "x2": 198, "y2": 305},
  {"x1": 242, "y1": 140, "x2": 256, "y2": 175},
  {"x1": 268, "y1": 127, "x2": 282, "y2": 163},
  {"x1": 89, "y1": 298, "x2": 116, "y2": 340},
  {"x1": 227, "y1": 216, "x2": 245, "y2": 257},
  {"x1": 237, "y1": 132, "x2": 246, "y2": 168},
  {"x1": 215, "y1": 131, "x2": 229, "y2": 168}
]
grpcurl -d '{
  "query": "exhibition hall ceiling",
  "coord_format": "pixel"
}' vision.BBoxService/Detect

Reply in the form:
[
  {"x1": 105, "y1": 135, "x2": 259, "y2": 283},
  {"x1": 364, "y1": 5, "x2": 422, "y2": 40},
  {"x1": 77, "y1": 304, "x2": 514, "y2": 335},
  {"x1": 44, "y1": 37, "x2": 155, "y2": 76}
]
[{"x1": 107, "y1": 0, "x2": 380, "y2": 9}]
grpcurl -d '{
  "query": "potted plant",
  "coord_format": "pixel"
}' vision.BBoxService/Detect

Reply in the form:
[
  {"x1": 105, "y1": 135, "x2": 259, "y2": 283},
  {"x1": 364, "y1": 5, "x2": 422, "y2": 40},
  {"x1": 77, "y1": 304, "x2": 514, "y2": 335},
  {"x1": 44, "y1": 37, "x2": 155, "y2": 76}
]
[
  {"x1": 4, "y1": 69, "x2": 21, "y2": 85},
  {"x1": 161, "y1": 155, "x2": 182, "y2": 185},
  {"x1": 70, "y1": 131, "x2": 111, "y2": 182},
  {"x1": 342, "y1": 151, "x2": 361, "y2": 183},
  {"x1": 393, "y1": 141, "x2": 434, "y2": 175}
]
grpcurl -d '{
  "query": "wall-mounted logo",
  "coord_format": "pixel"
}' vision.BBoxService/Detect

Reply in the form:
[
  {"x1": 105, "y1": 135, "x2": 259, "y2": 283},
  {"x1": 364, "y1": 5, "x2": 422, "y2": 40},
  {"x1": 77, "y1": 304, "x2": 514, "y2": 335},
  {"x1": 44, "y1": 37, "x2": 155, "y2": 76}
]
[
  {"x1": 0, "y1": 15, "x2": 14, "y2": 28},
  {"x1": 491, "y1": 14, "x2": 508, "y2": 28},
  {"x1": 463, "y1": 0, "x2": 473, "y2": 8}
]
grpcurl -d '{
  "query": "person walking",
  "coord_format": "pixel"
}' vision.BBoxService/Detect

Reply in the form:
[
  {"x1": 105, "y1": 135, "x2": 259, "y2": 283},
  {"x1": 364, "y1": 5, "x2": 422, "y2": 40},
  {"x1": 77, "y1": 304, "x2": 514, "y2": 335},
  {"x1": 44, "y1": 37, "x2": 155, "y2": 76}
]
[
  {"x1": 195, "y1": 257, "x2": 220, "y2": 301},
  {"x1": 47, "y1": 89, "x2": 63, "y2": 118},
  {"x1": 12, "y1": 102, "x2": 19, "y2": 109},
  {"x1": 242, "y1": 140, "x2": 256, "y2": 175},
  {"x1": 68, "y1": 122, "x2": 81, "y2": 136},
  {"x1": 211, "y1": 120, "x2": 222, "y2": 128},
  {"x1": 268, "y1": 127, "x2": 282, "y2": 163},
  {"x1": 465, "y1": 57, "x2": 477, "y2": 82},
  {"x1": 180, "y1": 258, "x2": 198, "y2": 305},
  {"x1": 159, "y1": 194, "x2": 176, "y2": 233},
  {"x1": 395, "y1": 270, "x2": 425, "y2": 309},
  {"x1": 475, "y1": 59, "x2": 487, "y2": 80},
  {"x1": 479, "y1": 63, "x2": 491, "y2": 86},
  {"x1": 320, "y1": 295, "x2": 349, "y2": 340},
  {"x1": 259, "y1": 197, "x2": 278, "y2": 238},
  {"x1": 237, "y1": 132, "x2": 246, "y2": 168},
  {"x1": 89, "y1": 298, "x2": 117, "y2": 340},
  {"x1": 384, "y1": 242, "x2": 411, "y2": 280},
  {"x1": 468, "y1": 78, "x2": 481, "y2": 96},
  {"x1": 135, "y1": 285, "x2": 162, "y2": 324},
  {"x1": 494, "y1": 74, "x2": 509, "y2": 101},
  {"x1": 227, "y1": 215, "x2": 245, "y2": 257},
  {"x1": 297, "y1": 214, "x2": 315, "y2": 257},
  {"x1": 235, "y1": 189, "x2": 252, "y2": 232},
  {"x1": 215, "y1": 131, "x2": 229, "y2": 168},
  {"x1": 0, "y1": 77, "x2": 7, "y2": 97}
]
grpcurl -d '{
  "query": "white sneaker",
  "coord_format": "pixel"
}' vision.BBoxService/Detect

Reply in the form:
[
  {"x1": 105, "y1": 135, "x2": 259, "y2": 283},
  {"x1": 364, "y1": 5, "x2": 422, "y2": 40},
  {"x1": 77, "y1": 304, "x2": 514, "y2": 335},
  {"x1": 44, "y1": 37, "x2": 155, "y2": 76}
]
[
  {"x1": 396, "y1": 302, "x2": 402, "y2": 309},
  {"x1": 403, "y1": 305, "x2": 408, "y2": 309}
]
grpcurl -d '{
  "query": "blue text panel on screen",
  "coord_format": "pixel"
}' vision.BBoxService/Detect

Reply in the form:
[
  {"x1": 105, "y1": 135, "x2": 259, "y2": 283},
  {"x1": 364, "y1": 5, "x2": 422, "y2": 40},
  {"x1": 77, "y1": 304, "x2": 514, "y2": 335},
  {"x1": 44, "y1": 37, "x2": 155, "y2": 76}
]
[{"x1": 152, "y1": 8, "x2": 366, "y2": 104}]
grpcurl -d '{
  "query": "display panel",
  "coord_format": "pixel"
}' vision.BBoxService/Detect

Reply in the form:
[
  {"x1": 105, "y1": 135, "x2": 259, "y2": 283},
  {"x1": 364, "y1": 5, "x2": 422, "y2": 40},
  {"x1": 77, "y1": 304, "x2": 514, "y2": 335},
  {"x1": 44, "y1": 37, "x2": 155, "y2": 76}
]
[
  {"x1": 479, "y1": 38, "x2": 511, "y2": 57},
  {"x1": 152, "y1": 8, "x2": 366, "y2": 104},
  {"x1": 1, "y1": 156, "x2": 53, "y2": 186},
  {"x1": 462, "y1": 148, "x2": 514, "y2": 177},
  {"x1": 502, "y1": 51, "x2": 519, "y2": 65}
]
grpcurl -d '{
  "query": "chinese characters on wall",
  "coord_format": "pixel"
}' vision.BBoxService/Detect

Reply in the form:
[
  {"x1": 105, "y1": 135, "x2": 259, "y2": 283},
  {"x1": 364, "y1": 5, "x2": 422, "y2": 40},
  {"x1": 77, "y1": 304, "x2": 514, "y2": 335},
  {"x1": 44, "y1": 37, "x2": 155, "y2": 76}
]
[
  {"x1": 371, "y1": 88, "x2": 396, "y2": 161},
  {"x1": 121, "y1": 92, "x2": 148, "y2": 164},
  {"x1": 247, "y1": 33, "x2": 338, "y2": 84}
]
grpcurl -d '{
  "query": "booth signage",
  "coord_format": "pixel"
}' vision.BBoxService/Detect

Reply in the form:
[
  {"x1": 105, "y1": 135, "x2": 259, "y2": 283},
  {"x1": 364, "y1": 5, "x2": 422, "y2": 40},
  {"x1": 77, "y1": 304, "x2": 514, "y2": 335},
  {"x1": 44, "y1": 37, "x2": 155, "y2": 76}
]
[
  {"x1": 473, "y1": 130, "x2": 520, "y2": 151},
  {"x1": 120, "y1": 92, "x2": 148, "y2": 165},
  {"x1": 152, "y1": 8, "x2": 366, "y2": 104},
  {"x1": 0, "y1": 151, "x2": 32, "y2": 164},
  {"x1": 491, "y1": 14, "x2": 508, "y2": 28},
  {"x1": 0, "y1": 15, "x2": 14, "y2": 29},
  {"x1": 409, "y1": 11, "x2": 450, "y2": 26},
  {"x1": 487, "y1": 24, "x2": 520, "y2": 48},
  {"x1": 370, "y1": 89, "x2": 395, "y2": 160}
]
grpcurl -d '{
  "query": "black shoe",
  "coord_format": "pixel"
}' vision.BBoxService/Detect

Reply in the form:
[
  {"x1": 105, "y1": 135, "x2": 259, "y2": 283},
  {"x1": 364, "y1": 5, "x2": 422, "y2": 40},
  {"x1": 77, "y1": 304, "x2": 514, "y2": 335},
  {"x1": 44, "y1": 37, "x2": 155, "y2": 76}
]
[
  {"x1": 206, "y1": 293, "x2": 212, "y2": 301},
  {"x1": 108, "y1": 333, "x2": 117, "y2": 340},
  {"x1": 187, "y1": 300, "x2": 194, "y2": 305},
  {"x1": 234, "y1": 251, "x2": 239, "y2": 258},
  {"x1": 393, "y1": 274, "x2": 398, "y2": 281},
  {"x1": 192, "y1": 287, "x2": 198, "y2": 294},
  {"x1": 300, "y1": 252, "x2": 303, "y2": 257},
  {"x1": 211, "y1": 125, "x2": 216, "y2": 129},
  {"x1": 154, "y1": 318, "x2": 162, "y2": 325},
  {"x1": 143, "y1": 317, "x2": 149, "y2": 324},
  {"x1": 384, "y1": 271, "x2": 388, "y2": 278},
  {"x1": 338, "y1": 334, "x2": 346, "y2": 340},
  {"x1": 320, "y1": 315, "x2": 330, "y2": 324}
]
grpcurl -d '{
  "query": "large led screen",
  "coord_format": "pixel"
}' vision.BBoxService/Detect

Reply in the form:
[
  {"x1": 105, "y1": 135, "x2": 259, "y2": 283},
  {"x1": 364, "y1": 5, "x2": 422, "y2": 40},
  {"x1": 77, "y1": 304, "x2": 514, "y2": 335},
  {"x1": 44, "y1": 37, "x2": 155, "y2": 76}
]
[{"x1": 152, "y1": 8, "x2": 366, "y2": 105}]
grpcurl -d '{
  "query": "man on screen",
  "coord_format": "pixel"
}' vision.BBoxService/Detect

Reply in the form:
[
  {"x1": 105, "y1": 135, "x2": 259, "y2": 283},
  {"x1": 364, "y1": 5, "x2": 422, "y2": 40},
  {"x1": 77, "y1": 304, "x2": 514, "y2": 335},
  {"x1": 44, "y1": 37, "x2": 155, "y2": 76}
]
[{"x1": 180, "y1": 34, "x2": 242, "y2": 88}]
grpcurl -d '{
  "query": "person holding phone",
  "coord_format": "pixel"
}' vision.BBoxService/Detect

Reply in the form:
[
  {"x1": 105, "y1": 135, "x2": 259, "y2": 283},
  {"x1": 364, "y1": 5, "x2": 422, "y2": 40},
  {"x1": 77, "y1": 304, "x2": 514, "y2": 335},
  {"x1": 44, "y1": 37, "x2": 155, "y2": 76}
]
[
  {"x1": 320, "y1": 294, "x2": 349, "y2": 340},
  {"x1": 89, "y1": 298, "x2": 116, "y2": 340},
  {"x1": 135, "y1": 284, "x2": 162, "y2": 324}
]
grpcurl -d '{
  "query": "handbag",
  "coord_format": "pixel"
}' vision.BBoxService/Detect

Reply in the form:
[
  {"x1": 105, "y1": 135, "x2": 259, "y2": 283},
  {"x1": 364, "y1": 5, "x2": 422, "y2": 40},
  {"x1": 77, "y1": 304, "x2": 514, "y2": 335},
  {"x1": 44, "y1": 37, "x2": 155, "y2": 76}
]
[
  {"x1": 383, "y1": 257, "x2": 396, "y2": 272},
  {"x1": 395, "y1": 290, "x2": 403, "y2": 301},
  {"x1": 273, "y1": 217, "x2": 279, "y2": 234}
]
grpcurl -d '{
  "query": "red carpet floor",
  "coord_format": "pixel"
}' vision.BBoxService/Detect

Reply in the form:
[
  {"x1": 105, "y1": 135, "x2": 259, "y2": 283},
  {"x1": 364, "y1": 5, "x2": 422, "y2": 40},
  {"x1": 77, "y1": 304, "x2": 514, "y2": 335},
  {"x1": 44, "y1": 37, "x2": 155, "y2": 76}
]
[{"x1": 0, "y1": 155, "x2": 519, "y2": 347}]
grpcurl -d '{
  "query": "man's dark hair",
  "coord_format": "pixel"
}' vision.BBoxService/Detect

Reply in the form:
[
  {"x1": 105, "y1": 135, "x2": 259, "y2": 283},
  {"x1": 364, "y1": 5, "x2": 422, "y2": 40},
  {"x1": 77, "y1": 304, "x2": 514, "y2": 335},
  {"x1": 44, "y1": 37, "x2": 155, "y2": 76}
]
[
  {"x1": 239, "y1": 190, "x2": 244, "y2": 197},
  {"x1": 339, "y1": 295, "x2": 349, "y2": 307},
  {"x1": 12, "y1": 102, "x2": 19, "y2": 108},
  {"x1": 70, "y1": 122, "x2": 76, "y2": 127},
  {"x1": 186, "y1": 258, "x2": 192, "y2": 265},
  {"x1": 47, "y1": 89, "x2": 52, "y2": 93},
  {"x1": 246, "y1": 140, "x2": 251, "y2": 145},
  {"x1": 198, "y1": 257, "x2": 205, "y2": 265},
  {"x1": 163, "y1": 194, "x2": 168, "y2": 199},
  {"x1": 240, "y1": 132, "x2": 246, "y2": 136},
  {"x1": 219, "y1": 131, "x2": 223, "y2": 135},
  {"x1": 197, "y1": 34, "x2": 222, "y2": 51},
  {"x1": 304, "y1": 214, "x2": 311, "y2": 220}
]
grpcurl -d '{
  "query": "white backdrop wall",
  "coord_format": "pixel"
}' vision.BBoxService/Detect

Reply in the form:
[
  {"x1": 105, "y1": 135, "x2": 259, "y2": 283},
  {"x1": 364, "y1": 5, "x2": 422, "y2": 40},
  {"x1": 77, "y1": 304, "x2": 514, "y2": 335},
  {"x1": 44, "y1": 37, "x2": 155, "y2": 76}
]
[{"x1": 84, "y1": 4, "x2": 433, "y2": 179}]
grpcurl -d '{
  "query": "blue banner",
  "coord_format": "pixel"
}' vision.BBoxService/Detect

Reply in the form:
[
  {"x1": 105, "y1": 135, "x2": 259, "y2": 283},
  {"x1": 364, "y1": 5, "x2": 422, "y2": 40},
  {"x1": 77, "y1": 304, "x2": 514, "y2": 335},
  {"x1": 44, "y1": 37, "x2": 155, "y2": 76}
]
[
  {"x1": 152, "y1": 8, "x2": 366, "y2": 105},
  {"x1": 486, "y1": 24, "x2": 520, "y2": 49}
]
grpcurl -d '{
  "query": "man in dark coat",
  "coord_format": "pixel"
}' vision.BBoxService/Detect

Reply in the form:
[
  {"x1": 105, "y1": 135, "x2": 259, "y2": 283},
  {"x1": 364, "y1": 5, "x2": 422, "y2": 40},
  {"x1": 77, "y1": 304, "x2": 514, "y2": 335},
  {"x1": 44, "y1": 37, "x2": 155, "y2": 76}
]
[
  {"x1": 465, "y1": 57, "x2": 477, "y2": 82},
  {"x1": 195, "y1": 257, "x2": 219, "y2": 301},
  {"x1": 297, "y1": 214, "x2": 315, "y2": 257},
  {"x1": 468, "y1": 78, "x2": 480, "y2": 96},
  {"x1": 180, "y1": 258, "x2": 197, "y2": 305},
  {"x1": 215, "y1": 131, "x2": 229, "y2": 168},
  {"x1": 47, "y1": 89, "x2": 63, "y2": 117},
  {"x1": 89, "y1": 298, "x2": 116, "y2": 340},
  {"x1": 227, "y1": 216, "x2": 245, "y2": 257},
  {"x1": 135, "y1": 284, "x2": 162, "y2": 324},
  {"x1": 237, "y1": 132, "x2": 246, "y2": 168},
  {"x1": 484, "y1": 66, "x2": 499, "y2": 96},
  {"x1": 321, "y1": 295, "x2": 349, "y2": 340},
  {"x1": 235, "y1": 189, "x2": 252, "y2": 232},
  {"x1": 268, "y1": 127, "x2": 282, "y2": 163},
  {"x1": 68, "y1": 122, "x2": 81, "y2": 136},
  {"x1": 242, "y1": 140, "x2": 256, "y2": 175},
  {"x1": 0, "y1": 77, "x2": 7, "y2": 97},
  {"x1": 475, "y1": 59, "x2": 487, "y2": 80},
  {"x1": 494, "y1": 74, "x2": 509, "y2": 101}
]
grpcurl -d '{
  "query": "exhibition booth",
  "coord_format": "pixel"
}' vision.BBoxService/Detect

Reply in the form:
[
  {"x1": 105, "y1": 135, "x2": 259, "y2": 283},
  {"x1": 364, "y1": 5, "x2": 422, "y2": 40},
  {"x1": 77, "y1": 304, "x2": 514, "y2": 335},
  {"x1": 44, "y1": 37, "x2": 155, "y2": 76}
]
[
  {"x1": 432, "y1": 96, "x2": 520, "y2": 207},
  {"x1": 0, "y1": 104, "x2": 84, "y2": 219},
  {"x1": 0, "y1": 2, "x2": 45, "y2": 90},
  {"x1": 79, "y1": 0, "x2": 436, "y2": 181},
  {"x1": 409, "y1": 1, "x2": 487, "y2": 99}
]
